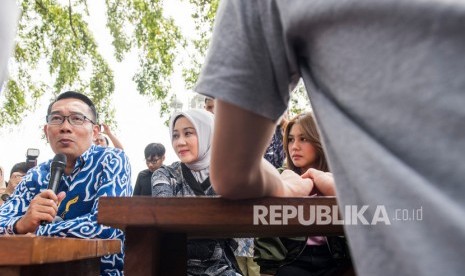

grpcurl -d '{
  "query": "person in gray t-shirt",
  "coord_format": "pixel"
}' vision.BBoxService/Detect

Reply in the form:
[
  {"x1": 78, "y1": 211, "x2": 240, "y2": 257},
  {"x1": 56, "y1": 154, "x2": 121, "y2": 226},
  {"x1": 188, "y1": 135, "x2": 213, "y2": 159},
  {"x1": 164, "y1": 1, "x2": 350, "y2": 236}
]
[{"x1": 196, "y1": 0, "x2": 465, "y2": 275}]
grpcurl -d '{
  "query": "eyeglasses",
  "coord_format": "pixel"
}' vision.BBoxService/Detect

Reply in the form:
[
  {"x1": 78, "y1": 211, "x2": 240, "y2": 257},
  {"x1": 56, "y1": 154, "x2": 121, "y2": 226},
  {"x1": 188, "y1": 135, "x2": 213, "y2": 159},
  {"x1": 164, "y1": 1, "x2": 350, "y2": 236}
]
[
  {"x1": 46, "y1": 114, "x2": 96, "y2": 126},
  {"x1": 146, "y1": 158, "x2": 161, "y2": 165}
]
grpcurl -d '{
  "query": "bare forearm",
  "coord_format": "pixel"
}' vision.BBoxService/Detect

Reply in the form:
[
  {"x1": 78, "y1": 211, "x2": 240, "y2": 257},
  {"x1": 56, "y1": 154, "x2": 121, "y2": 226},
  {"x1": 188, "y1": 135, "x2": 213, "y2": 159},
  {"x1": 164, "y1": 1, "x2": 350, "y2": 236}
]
[
  {"x1": 102, "y1": 124, "x2": 124, "y2": 150},
  {"x1": 107, "y1": 133, "x2": 124, "y2": 150},
  {"x1": 210, "y1": 100, "x2": 280, "y2": 198},
  {"x1": 258, "y1": 158, "x2": 290, "y2": 197}
]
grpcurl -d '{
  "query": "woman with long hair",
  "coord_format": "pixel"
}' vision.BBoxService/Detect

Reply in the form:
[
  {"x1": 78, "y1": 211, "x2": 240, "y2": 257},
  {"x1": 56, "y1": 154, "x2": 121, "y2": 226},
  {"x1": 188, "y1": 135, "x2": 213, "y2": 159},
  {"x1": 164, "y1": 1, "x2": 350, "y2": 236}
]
[{"x1": 255, "y1": 112, "x2": 352, "y2": 276}]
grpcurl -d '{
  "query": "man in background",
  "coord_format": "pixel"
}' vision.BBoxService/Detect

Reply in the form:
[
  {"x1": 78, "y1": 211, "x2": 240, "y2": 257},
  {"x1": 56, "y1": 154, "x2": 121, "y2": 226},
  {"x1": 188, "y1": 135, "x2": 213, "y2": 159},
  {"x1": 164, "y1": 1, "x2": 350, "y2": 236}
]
[
  {"x1": 133, "y1": 143, "x2": 165, "y2": 196},
  {"x1": 94, "y1": 123, "x2": 124, "y2": 150},
  {"x1": 0, "y1": 162, "x2": 27, "y2": 205},
  {"x1": 204, "y1": 96, "x2": 215, "y2": 114}
]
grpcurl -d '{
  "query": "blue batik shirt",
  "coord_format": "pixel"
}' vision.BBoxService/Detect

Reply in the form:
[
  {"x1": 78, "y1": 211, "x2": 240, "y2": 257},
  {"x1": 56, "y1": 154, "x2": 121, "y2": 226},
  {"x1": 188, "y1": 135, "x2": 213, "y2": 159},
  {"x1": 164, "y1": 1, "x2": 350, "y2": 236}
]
[{"x1": 0, "y1": 145, "x2": 132, "y2": 275}]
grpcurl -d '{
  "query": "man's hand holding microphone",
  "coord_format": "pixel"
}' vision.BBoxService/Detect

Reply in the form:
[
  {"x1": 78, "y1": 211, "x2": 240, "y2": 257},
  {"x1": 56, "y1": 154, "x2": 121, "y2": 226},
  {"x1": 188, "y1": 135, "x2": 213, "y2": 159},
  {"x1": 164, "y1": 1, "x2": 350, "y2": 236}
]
[{"x1": 14, "y1": 154, "x2": 67, "y2": 234}]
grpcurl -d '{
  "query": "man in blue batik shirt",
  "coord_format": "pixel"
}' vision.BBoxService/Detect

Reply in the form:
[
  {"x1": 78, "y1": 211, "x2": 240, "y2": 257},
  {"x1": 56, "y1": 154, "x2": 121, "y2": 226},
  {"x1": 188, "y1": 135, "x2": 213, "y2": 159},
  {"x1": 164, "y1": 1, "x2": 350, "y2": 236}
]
[{"x1": 0, "y1": 91, "x2": 132, "y2": 275}]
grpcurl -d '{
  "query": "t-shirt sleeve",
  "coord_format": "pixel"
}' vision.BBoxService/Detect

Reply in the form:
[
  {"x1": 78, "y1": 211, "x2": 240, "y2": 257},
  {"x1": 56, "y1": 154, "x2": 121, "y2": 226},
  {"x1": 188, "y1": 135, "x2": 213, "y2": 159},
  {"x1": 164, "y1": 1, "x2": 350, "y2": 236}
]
[
  {"x1": 151, "y1": 167, "x2": 176, "y2": 197},
  {"x1": 195, "y1": 0, "x2": 293, "y2": 122}
]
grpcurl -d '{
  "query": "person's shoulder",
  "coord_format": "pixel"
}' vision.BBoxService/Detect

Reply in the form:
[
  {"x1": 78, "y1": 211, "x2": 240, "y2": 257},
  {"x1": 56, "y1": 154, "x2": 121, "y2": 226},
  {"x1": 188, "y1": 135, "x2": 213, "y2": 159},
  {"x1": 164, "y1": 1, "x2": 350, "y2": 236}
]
[
  {"x1": 162, "y1": 162, "x2": 181, "y2": 172},
  {"x1": 170, "y1": 161, "x2": 183, "y2": 171},
  {"x1": 84, "y1": 146, "x2": 130, "y2": 174},
  {"x1": 27, "y1": 160, "x2": 51, "y2": 180},
  {"x1": 153, "y1": 162, "x2": 181, "y2": 178},
  {"x1": 92, "y1": 145, "x2": 128, "y2": 160},
  {"x1": 8, "y1": 161, "x2": 49, "y2": 193},
  {"x1": 35, "y1": 159, "x2": 51, "y2": 170},
  {"x1": 138, "y1": 169, "x2": 152, "y2": 177},
  {"x1": 102, "y1": 146, "x2": 124, "y2": 155}
]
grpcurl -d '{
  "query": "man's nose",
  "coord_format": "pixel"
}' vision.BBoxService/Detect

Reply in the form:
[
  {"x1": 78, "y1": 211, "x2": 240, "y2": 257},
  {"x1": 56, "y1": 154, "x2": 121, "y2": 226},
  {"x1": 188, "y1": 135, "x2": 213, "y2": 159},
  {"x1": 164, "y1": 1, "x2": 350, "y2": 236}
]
[{"x1": 59, "y1": 118, "x2": 73, "y2": 132}]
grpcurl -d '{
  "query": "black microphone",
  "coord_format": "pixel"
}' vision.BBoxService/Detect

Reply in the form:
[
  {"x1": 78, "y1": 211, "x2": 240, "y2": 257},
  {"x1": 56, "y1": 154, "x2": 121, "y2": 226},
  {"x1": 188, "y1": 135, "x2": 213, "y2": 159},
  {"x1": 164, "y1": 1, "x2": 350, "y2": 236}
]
[
  {"x1": 41, "y1": 154, "x2": 66, "y2": 225},
  {"x1": 48, "y1": 153, "x2": 67, "y2": 193}
]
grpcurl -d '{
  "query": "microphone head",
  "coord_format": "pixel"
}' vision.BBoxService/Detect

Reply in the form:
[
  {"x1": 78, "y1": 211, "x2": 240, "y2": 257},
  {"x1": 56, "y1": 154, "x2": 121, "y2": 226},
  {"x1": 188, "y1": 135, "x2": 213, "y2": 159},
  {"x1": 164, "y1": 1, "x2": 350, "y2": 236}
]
[{"x1": 51, "y1": 153, "x2": 67, "y2": 169}]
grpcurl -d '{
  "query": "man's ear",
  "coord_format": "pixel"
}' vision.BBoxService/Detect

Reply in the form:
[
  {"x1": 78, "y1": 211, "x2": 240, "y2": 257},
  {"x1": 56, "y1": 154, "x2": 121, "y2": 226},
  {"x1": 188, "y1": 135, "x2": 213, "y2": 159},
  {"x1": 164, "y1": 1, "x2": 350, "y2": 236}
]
[
  {"x1": 92, "y1": 124, "x2": 100, "y2": 140},
  {"x1": 43, "y1": 125, "x2": 49, "y2": 142},
  {"x1": 162, "y1": 155, "x2": 166, "y2": 162}
]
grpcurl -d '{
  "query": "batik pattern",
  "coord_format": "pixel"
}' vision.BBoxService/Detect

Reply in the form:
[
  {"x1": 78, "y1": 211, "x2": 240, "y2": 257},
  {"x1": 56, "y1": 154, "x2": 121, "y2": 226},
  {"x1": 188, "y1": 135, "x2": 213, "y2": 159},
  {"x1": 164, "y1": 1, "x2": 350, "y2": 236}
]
[
  {"x1": 0, "y1": 145, "x2": 132, "y2": 276},
  {"x1": 264, "y1": 126, "x2": 285, "y2": 169}
]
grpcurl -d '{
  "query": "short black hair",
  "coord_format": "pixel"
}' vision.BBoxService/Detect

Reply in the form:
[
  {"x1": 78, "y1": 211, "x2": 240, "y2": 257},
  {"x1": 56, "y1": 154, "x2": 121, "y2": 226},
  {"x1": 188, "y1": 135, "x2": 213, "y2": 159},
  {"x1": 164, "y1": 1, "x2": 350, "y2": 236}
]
[
  {"x1": 47, "y1": 91, "x2": 98, "y2": 123},
  {"x1": 144, "y1": 143, "x2": 166, "y2": 159},
  {"x1": 10, "y1": 162, "x2": 27, "y2": 178}
]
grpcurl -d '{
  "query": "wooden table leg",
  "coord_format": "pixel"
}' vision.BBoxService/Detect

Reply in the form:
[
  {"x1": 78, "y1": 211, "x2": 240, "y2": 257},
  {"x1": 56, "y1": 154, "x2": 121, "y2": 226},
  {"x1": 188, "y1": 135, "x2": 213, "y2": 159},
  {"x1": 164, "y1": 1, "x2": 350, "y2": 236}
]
[
  {"x1": 125, "y1": 227, "x2": 186, "y2": 276},
  {"x1": 159, "y1": 233, "x2": 186, "y2": 276},
  {"x1": 125, "y1": 227, "x2": 158, "y2": 276}
]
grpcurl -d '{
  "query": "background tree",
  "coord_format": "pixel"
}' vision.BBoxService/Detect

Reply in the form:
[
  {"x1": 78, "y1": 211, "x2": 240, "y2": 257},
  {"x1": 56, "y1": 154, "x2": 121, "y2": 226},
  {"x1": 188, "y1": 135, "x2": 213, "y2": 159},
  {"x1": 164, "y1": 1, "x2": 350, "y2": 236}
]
[
  {"x1": 105, "y1": 0, "x2": 183, "y2": 118},
  {"x1": 289, "y1": 81, "x2": 312, "y2": 117},
  {"x1": 2, "y1": 0, "x2": 115, "y2": 126},
  {"x1": 181, "y1": 0, "x2": 218, "y2": 90},
  {"x1": 1, "y1": 0, "x2": 183, "y2": 127},
  {"x1": 0, "y1": 0, "x2": 309, "y2": 127}
]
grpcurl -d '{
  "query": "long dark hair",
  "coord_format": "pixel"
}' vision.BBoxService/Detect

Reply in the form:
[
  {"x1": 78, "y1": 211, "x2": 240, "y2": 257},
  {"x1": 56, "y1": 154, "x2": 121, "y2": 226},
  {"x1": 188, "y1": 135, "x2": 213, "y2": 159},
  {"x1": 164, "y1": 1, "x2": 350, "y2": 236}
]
[{"x1": 283, "y1": 112, "x2": 329, "y2": 173}]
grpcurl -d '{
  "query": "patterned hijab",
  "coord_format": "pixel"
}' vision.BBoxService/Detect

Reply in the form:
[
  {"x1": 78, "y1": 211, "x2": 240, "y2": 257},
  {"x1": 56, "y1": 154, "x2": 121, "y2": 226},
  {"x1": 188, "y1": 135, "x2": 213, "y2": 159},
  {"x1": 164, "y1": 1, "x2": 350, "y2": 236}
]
[{"x1": 169, "y1": 109, "x2": 215, "y2": 171}]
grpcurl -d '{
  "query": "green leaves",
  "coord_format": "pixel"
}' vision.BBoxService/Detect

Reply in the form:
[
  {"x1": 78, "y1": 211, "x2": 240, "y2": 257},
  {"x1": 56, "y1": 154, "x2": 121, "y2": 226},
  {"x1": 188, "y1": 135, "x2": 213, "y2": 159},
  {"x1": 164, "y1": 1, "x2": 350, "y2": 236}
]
[
  {"x1": 127, "y1": 0, "x2": 182, "y2": 119},
  {"x1": 181, "y1": 0, "x2": 218, "y2": 90},
  {"x1": 289, "y1": 81, "x2": 312, "y2": 118},
  {"x1": 1, "y1": 0, "x2": 217, "y2": 127},
  {"x1": 2, "y1": 0, "x2": 112, "y2": 126}
]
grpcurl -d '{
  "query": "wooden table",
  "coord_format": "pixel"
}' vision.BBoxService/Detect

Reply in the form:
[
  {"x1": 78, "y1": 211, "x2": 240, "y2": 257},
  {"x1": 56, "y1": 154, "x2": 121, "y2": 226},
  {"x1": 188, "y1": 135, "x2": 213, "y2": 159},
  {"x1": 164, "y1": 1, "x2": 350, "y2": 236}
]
[
  {"x1": 0, "y1": 236, "x2": 121, "y2": 276},
  {"x1": 98, "y1": 196, "x2": 344, "y2": 276}
]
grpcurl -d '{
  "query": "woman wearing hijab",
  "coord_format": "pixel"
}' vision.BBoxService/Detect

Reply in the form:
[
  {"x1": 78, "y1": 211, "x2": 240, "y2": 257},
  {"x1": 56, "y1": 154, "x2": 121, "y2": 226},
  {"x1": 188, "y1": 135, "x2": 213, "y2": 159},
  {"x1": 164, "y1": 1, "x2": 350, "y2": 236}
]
[{"x1": 152, "y1": 109, "x2": 241, "y2": 276}]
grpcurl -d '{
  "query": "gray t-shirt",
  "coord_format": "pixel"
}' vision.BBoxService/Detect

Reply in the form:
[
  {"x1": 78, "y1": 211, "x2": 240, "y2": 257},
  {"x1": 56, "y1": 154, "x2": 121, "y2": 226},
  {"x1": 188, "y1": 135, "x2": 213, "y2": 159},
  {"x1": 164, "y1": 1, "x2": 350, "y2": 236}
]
[{"x1": 196, "y1": 0, "x2": 465, "y2": 275}]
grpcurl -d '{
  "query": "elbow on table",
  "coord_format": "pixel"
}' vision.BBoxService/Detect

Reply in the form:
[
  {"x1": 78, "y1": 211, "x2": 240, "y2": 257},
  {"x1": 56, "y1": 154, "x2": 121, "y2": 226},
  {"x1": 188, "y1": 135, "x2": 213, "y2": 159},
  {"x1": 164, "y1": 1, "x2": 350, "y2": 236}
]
[{"x1": 210, "y1": 171, "x2": 253, "y2": 200}]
